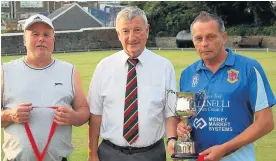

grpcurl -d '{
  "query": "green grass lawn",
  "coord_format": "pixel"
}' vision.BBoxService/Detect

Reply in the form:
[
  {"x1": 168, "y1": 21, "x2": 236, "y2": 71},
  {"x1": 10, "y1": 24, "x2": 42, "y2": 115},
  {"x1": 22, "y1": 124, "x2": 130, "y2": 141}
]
[{"x1": 1, "y1": 50, "x2": 276, "y2": 161}]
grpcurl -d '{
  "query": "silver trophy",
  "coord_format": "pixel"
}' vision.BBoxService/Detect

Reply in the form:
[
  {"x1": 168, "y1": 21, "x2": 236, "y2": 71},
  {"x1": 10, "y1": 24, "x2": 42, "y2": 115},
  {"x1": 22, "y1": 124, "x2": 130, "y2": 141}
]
[{"x1": 166, "y1": 90, "x2": 206, "y2": 159}]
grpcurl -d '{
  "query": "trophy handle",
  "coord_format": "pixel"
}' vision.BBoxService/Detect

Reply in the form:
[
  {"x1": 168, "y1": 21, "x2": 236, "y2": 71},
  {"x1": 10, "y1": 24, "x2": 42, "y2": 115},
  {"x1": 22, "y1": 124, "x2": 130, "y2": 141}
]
[
  {"x1": 165, "y1": 89, "x2": 178, "y2": 117},
  {"x1": 195, "y1": 90, "x2": 206, "y2": 116}
]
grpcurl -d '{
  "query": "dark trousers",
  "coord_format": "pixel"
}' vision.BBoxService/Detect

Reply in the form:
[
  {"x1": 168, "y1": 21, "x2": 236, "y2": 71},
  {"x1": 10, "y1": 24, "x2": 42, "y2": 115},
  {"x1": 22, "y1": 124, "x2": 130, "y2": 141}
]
[{"x1": 98, "y1": 140, "x2": 166, "y2": 161}]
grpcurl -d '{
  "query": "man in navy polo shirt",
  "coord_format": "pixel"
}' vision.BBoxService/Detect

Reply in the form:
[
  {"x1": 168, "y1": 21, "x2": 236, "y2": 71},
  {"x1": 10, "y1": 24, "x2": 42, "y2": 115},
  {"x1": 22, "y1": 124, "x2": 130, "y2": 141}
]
[{"x1": 175, "y1": 11, "x2": 275, "y2": 161}]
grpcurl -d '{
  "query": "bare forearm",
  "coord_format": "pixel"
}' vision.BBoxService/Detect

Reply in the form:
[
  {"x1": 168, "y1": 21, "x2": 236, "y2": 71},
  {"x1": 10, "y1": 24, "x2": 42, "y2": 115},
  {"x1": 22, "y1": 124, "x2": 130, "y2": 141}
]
[
  {"x1": 166, "y1": 116, "x2": 179, "y2": 137},
  {"x1": 71, "y1": 69, "x2": 90, "y2": 127},
  {"x1": 88, "y1": 114, "x2": 102, "y2": 156},
  {"x1": 222, "y1": 109, "x2": 274, "y2": 152},
  {"x1": 71, "y1": 108, "x2": 90, "y2": 126},
  {"x1": 1, "y1": 110, "x2": 13, "y2": 128}
]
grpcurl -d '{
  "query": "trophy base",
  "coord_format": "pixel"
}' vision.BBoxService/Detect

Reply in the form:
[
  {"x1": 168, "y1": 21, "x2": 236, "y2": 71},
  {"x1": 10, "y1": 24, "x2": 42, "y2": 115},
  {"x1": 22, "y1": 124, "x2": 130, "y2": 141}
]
[{"x1": 171, "y1": 153, "x2": 198, "y2": 159}]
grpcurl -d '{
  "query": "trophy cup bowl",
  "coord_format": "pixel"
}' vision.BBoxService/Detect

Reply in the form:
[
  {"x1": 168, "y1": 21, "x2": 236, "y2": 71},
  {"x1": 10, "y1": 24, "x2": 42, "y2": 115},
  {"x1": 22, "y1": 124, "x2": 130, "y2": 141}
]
[{"x1": 166, "y1": 90, "x2": 206, "y2": 160}]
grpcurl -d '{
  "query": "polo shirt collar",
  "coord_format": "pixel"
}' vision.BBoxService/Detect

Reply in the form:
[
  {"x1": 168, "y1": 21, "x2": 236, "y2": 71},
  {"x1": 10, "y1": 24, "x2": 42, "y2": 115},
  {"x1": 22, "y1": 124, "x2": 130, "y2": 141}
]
[{"x1": 224, "y1": 48, "x2": 235, "y2": 66}]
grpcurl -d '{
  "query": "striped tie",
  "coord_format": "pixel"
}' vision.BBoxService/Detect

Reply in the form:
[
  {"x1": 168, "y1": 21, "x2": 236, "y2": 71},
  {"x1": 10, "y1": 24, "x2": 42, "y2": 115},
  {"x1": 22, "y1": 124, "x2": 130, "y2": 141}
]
[{"x1": 123, "y1": 58, "x2": 139, "y2": 145}]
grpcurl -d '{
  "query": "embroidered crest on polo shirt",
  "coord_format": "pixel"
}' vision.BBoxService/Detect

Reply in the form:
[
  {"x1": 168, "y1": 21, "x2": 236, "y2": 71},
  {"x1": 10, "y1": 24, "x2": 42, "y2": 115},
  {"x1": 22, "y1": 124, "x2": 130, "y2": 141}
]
[
  {"x1": 192, "y1": 73, "x2": 199, "y2": 87},
  {"x1": 227, "y1": 69, "x2": 239, "y2": 83}
]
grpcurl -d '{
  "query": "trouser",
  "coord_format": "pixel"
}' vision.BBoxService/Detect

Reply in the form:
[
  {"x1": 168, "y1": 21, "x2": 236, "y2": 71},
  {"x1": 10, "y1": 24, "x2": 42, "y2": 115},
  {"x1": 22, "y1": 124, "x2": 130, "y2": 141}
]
[{"x1": 98, "y1": 139, "x2": 166, "y2": 161}]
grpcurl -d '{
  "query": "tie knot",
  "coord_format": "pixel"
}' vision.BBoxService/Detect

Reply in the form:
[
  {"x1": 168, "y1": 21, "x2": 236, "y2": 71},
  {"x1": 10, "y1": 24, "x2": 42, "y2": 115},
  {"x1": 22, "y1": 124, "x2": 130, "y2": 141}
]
[{"x1": 127, "y1": 59, "x2": 139, "y2": 67}]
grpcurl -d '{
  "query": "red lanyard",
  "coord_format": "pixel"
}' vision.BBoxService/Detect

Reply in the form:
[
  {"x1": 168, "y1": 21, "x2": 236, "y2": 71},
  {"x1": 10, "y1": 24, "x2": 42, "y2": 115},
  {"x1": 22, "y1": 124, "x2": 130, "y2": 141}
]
[
  {"x1": 198, "y1": 154, "x2": 206, "y2": 161},
  {"x1": 24, "y1": 106, "x2": 57, "y2": 161}
]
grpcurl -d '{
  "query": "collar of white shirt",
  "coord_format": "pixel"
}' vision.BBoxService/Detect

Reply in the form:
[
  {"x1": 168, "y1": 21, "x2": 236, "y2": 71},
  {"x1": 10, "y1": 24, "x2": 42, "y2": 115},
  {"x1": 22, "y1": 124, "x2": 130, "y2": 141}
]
[{"x1": 120, "y1": 48, "x2": 148, "y2": 66}]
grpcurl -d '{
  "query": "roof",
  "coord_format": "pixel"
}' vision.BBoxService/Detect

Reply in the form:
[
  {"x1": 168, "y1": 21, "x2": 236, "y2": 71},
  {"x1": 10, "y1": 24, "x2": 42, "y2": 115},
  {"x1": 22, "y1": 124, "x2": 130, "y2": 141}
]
[
  {"x1": 48, "y1": 3, "x2": 103, "y2": 26},
  {"x1": 48, "y1": 4, "x2": 72, "y2": 20},
  {"x1": 16, "y1": 3, "x2": 103, "y2": 31}
]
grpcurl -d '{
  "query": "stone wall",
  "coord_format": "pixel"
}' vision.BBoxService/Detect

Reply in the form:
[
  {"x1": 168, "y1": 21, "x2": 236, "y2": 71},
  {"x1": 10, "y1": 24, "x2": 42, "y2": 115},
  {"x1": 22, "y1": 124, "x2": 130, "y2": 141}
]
[
  {"x1": 155, "y1": 36, "x2": 276, "y2": 48},
  {"x1": 256, "y1": 36, "x2": 276, "y2": 48},
  {"x1": 2, "y1": 31, "x2": 276, "y2": 55},
  {"x1": 224, "y1": 36, "x2": 276, "y2": 48},
  {"x1": 1, "y1": 27, "x2": 122, "y2": 55},
  {"x1": 225, "y1": 36, "x2": 240, "y2": 48},
  {"x1": 155, "y1": 37, "x2": 177, "y2": 48}
]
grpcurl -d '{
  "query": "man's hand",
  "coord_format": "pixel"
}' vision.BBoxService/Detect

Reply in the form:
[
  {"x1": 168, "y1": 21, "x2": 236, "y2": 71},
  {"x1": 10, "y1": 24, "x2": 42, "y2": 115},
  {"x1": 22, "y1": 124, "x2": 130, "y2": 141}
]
[
  {"x1": 177, "y1": 121, "x2": 192, "y2": 139},
  {"x1": 54, "y1": 106, "x2": 75, "y2": 126},
  {"x1": 199, "y1": 145, "x2": 227, "y2": 161},
  {"x1": 10, "y1": 103, "x2": 32, "y2": 124},
  {"x1": 167, "y1": 139, "x2": 176, "y2": 156}
]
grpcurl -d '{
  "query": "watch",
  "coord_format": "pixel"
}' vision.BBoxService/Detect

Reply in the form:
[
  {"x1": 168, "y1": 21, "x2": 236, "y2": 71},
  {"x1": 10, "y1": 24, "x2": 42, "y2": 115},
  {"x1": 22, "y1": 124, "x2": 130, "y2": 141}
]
[{"x1": 167, "y1": 136, "x2": 178, "y2": 145}]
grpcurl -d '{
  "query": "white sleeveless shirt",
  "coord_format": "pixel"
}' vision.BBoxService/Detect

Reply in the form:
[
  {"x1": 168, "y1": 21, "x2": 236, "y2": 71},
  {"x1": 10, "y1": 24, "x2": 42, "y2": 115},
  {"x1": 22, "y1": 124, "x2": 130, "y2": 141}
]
[{"x1": 2, "y1": 57, "x2": 75, "y2": 161}]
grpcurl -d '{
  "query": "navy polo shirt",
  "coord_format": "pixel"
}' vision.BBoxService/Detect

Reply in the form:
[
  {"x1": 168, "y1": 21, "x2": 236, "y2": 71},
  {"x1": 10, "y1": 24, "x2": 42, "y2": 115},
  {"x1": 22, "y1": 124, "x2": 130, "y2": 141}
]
[{"x1": 179, "y1": 48, "x2": 275, "y2": 161}]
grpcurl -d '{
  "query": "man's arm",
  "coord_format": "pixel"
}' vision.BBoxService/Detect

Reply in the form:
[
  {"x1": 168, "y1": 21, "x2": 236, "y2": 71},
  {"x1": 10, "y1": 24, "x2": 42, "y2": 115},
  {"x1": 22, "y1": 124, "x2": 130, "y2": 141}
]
[
  {"x1": 1, "y1": 103, "x2": 33, "y2": 128},
  {"x1": 70, "y1": 69, "x2": 90, "y2": 126},
  {"x1": 1, "y1": 69, "x2": 33, "y2": 127},
  {"x1": 200, "y1": 62, "x2": 275, "y2": 160},
  {"x1": 221, "y1": 107, "x2": 274, "y2": 151},
  {"x1": 166, "y1": 116, "x2": 179, "y2": 155},
  {"x1": 88, "y1": 114, "x2": 102, "y2": 161},
  {"x1": 54, "y1": 69, "x2": 90, "y2": 126},
  {"x1": 200, "y1": 107, "x2": 274, "y2": 160},
  {"x1": 166, "y1": 116, "x2": 179, "y2": 137},
  {"x1": 87, "y1": 61, "x2": 104, "y2": 161},
  {"x1": 1, "y1": 110, "x2": 13, "y2": 127},
  {"x1": 54, "y1": 68, "x2": 89, "y2": 126},
  {"x1": 0, "y1": 69, "x2": 9, "y2": 127},
  {"x1": 165, "y1": 61, "x2": 179, "y2": 155}
]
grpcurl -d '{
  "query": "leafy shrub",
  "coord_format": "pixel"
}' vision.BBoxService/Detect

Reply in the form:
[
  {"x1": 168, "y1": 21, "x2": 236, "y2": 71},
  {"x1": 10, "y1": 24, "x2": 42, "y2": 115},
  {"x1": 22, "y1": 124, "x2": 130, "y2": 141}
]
[{"x1": 226, "y1": 24, "x2": 276, "y2": 36}]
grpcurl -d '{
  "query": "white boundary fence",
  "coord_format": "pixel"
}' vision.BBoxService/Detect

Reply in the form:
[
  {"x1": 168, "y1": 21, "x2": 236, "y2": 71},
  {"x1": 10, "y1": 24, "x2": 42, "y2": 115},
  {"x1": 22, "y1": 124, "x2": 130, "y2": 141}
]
[
  {"x1": 1, "y1": 47, "x2": 276, "y2": 57},
  {"x1": 147, "y1": 47, "x2": 276, "y2": 52}
]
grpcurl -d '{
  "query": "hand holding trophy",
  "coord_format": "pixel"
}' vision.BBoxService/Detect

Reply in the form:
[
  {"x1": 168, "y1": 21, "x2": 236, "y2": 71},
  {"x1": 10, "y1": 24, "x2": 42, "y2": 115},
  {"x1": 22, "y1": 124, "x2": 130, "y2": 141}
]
[{"x1": 166, "y1": 90, "x2": 206, "y2": 159}]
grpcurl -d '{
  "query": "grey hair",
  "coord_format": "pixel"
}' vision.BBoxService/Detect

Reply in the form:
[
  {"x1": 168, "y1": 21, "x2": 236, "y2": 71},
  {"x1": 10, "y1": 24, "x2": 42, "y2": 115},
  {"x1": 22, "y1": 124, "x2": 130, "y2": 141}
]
[
  {"x1": 190, "y1": 11, "x2": 225, "y2": 33},
  {"x1": 116, "y1": 6, "x2": 148, "y2": 27}
]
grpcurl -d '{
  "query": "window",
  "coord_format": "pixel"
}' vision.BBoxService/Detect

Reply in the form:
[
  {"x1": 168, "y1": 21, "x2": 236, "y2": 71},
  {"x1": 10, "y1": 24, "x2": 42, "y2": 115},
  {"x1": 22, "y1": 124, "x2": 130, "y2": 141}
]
[
  {"x1": 1, "y1": 1, "x2": 10, "y2": 8},
  {"x1": 20, "y1": 13, "x2": 37, "y2": 19},
  {"x1": 20, "y1": 13, "x2": 29, "y2": 19},
  {"x1": 20, "y1": 1, "x2": 43, "y2": 8},
  {"x1": 1, "y1": 12, "x2": 10, "y2": 19}
]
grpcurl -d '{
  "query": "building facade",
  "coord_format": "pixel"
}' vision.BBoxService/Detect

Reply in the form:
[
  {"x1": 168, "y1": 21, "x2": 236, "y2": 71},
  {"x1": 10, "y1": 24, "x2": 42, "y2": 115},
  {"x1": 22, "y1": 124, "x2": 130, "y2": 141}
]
[{"x1": 1, "y1": 1, "x2": 64, "y2": 20}]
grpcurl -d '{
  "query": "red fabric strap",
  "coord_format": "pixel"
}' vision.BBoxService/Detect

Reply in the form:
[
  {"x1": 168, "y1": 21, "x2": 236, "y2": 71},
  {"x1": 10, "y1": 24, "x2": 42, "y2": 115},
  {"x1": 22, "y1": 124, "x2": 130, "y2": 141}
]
[
  {"x1": 32, "y1": 106, "x2": 57, "y2": 109},
  {"x1": 24, "y1": 106, "x2": 57, "y2": 161},
  {"x1": 198, "y1": 154, "x2": 205, "y2": 161}
]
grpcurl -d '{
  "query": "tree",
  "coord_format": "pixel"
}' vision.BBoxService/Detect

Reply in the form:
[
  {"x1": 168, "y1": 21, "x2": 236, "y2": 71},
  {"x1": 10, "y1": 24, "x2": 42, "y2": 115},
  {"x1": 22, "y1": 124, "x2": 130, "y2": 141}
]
[
  {"x1": 247, "y1": 1, "x2": 275, "y2": 26},
  {"x1": 119, "y1": 1, "x2": 276, "y2": 36}
]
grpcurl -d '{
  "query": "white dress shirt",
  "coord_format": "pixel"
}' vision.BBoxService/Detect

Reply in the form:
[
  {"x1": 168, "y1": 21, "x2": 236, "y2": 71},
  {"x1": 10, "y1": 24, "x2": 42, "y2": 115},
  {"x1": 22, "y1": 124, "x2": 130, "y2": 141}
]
[{"x1": 88, "y1": 48, "x2": 176, "y2": 147}]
